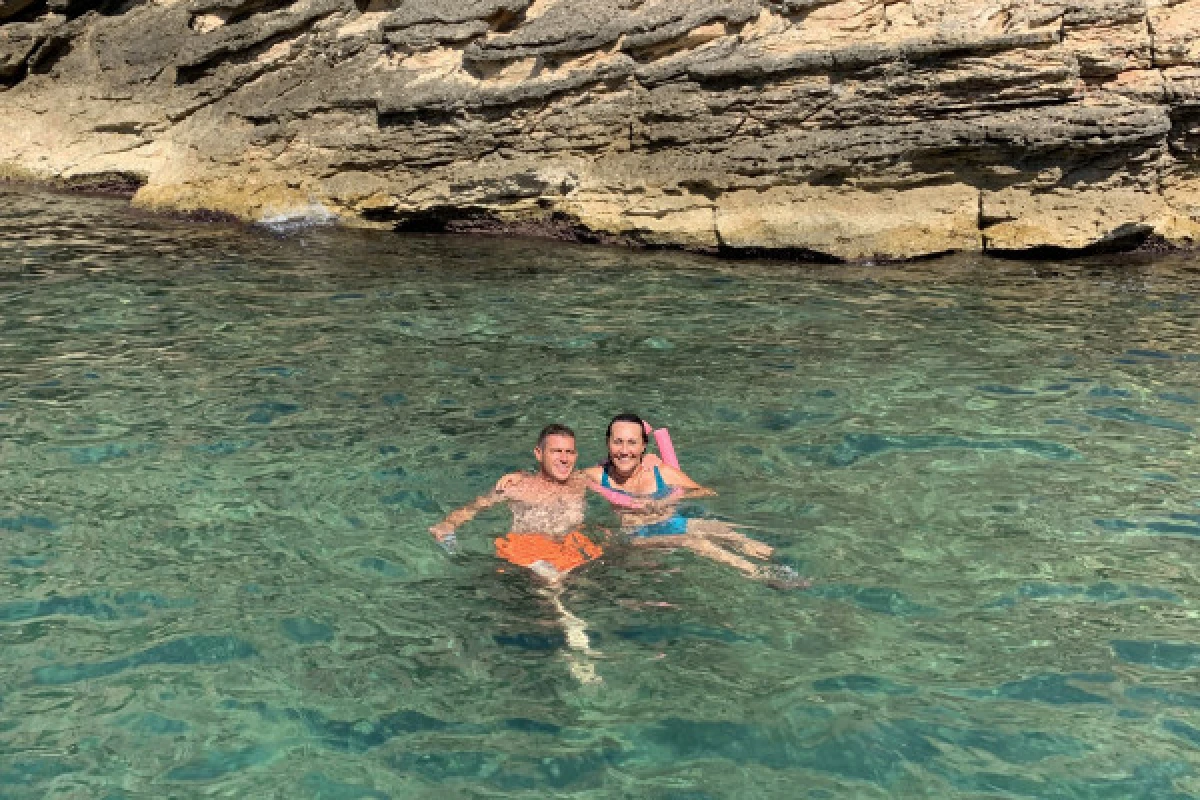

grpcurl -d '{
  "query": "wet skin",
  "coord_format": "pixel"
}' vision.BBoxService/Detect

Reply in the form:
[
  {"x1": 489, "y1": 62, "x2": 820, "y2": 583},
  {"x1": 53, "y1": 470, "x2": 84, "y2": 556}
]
[
  {"x1": 427, "y1": 432, "x2": 603, "y2": 682},
  {"x1": 583, "y1": 421, "x2": 712, "y2": 528},
  {"x1": 584, "y1": 421, "x2": 791, "y2": 582},
  {"x1": 430, "y1": 433, "x2": 588, "y2": 540}
]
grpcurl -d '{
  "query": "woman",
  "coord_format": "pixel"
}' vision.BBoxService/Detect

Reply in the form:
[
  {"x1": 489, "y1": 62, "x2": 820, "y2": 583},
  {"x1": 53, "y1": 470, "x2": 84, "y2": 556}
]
[{"x1": 583, "y1": 413, "x2": 807, "y2": 588}]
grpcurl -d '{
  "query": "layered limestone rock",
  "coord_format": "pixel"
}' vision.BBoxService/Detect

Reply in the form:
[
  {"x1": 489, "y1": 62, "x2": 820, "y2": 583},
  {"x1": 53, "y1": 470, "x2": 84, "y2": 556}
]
[{"x1": 2, "y1": 0, "x2": 1199, "y2": 259}]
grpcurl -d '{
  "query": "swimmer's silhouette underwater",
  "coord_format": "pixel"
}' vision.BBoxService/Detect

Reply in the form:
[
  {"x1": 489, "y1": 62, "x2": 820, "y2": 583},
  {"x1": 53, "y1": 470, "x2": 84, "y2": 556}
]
[{"x1": 429, "y1": 417, "x2": 809, "y2": 683}]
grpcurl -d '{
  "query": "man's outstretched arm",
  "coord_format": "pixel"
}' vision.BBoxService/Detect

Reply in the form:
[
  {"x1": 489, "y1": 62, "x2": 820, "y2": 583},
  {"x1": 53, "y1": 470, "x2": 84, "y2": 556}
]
[{"x1": 428, "y1": 474, "x2": 521, "y2": 546}]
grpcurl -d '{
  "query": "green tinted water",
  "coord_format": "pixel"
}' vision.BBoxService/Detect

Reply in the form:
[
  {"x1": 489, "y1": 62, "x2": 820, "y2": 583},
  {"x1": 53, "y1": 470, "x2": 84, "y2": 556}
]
[{"x1": 2, "y1": 185, "x2": 1200, "y2": 798}]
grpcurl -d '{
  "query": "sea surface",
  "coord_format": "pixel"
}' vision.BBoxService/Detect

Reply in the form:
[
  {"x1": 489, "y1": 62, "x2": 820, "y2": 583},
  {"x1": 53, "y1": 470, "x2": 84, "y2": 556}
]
[{"x1": 2, "y1": 185, "x2": 1200, "y2": 798}]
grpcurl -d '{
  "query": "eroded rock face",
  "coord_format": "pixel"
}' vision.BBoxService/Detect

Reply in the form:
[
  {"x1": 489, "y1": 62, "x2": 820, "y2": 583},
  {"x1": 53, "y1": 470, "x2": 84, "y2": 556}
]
[{"x1": 1, "y1": 0, "x2": 1199, "y2": 259}]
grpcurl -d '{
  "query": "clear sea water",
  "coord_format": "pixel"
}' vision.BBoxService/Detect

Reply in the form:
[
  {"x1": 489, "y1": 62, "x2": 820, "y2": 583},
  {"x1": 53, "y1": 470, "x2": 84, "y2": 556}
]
[{"x1": 3, "y1": 184, "x2": 1200, "y2": 799}]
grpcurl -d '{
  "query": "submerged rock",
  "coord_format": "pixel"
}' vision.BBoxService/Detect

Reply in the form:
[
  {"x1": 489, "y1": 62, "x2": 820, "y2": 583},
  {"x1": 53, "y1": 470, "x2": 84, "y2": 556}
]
[{"x1": 1, "y1": 0, "x2": 1199, "y2": 260}]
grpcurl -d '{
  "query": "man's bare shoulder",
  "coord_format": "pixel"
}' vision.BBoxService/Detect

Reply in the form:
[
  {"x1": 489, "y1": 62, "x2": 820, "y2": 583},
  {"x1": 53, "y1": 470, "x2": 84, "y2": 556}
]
[{"x1": 494, "y1": 472, "x2": 532, "y2": 493}]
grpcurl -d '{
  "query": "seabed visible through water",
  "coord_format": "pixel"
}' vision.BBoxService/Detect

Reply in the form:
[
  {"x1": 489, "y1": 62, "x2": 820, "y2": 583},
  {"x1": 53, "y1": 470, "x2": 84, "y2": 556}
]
[{"x1": 2, "y1": 185, "x2": 1200, "y2": 798}]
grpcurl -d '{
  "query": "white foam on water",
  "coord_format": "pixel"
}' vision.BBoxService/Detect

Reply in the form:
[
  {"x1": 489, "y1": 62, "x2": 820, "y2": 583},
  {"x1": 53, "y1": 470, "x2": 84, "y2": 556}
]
[{"x1": 257, "y1": 203, "x2": 338, "y2": 233}]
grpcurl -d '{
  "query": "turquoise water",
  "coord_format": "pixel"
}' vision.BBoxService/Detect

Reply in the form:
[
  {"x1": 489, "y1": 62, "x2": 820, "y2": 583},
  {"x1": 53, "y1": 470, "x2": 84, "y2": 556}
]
[{"x1": 3, "y1": 185, "x2": 1200, "y2": 798}]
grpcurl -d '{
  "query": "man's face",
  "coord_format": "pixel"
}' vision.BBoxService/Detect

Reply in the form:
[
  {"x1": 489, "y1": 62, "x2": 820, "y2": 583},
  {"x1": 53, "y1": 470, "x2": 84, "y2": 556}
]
[
  {"x1": 607, "y1": 421, "x2": 646, "y2": 473},
  {"x1": 535, "y1": 434, "x2": 578, "y2": 482}
]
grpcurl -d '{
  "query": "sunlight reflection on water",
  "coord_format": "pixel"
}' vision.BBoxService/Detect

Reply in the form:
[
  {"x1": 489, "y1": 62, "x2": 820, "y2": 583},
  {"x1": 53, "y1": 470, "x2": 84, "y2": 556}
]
[{"x1": 2, "y1": 186, "x2": 1200, "y2": 798}]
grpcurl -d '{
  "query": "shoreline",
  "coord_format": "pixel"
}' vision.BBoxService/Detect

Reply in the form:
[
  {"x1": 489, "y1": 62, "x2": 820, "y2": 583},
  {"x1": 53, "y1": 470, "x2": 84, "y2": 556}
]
[
  {"x1": 1, "y1": 0, "x2": 1196, "y2": 269},
  {"x1": 3, "y1": 176, "x2": 1193, "y2": 268}
]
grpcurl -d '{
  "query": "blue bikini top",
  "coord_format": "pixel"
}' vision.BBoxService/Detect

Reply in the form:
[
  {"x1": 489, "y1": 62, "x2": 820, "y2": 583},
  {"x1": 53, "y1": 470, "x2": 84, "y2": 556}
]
[{"x1": 601, "y1": 465, "x2": 674, "y2": 500}]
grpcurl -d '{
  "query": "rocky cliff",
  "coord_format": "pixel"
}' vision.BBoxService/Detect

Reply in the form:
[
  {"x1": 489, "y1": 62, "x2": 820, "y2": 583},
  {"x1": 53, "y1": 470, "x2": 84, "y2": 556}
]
[{"x1": 2, "y1": 0, "x2": 1198, "y2": 259}]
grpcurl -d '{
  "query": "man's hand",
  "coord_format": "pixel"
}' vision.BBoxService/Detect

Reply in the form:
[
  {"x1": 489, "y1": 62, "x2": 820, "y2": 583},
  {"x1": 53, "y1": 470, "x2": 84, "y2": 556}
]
[
  {"x1": 427, "y1": 477, "x2": 514, "y2": 555},
  {"x1": 429, "y1": 523, "x2": 459, "y2": 554}
]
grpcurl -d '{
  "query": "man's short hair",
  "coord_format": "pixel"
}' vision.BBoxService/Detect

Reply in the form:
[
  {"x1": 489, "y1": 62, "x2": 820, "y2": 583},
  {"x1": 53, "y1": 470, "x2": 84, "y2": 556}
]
[{"x1": 537, "y1": 423, "x2": 576, "y2": 447}]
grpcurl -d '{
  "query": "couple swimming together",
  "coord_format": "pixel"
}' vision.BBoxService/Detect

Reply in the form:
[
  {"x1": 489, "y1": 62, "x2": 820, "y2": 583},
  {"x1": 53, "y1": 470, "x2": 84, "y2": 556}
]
[
  {"x1": 429, "y1": 414, "x2": 807, "y2": 589},
  {"x1": 429, "y1": 414, "x2": 806, "y2": 683}
]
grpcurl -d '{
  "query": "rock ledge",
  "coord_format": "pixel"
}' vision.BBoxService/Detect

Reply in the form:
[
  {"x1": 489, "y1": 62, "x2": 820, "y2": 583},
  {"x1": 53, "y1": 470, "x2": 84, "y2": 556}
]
[{"x1": 2, "y1": 0, "x2": 1199, "y2": 260}]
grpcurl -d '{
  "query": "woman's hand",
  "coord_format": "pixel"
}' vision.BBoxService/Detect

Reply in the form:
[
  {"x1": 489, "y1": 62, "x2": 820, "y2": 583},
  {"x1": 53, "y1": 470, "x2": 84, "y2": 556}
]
[
  {"x1": 673, "y1": 486, "x2": 716, "y2": 499},
  {"x1": 630, "y1": 490, "x2": 686, "y2": 517}
]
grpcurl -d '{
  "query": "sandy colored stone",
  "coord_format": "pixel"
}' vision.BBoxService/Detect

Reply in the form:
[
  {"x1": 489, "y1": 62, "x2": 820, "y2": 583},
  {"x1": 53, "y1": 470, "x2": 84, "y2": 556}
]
[
  {"x1": 1149, "y1": 0, "x2": 1200, "y2": 67},
  {"x1": 0, "y1": 0, "x2": 1198, "y2": 259},
  {"x1": 980, "y1": 188, "x2": 1176, "y2": 251},
  {"x1": 715, "y1": 185, "x2": 982, "y2": 261},
  {"x1": 0, "y1": 159, "x2": 50, "y2": 182},
  {"x1": 1161, "y1": 174, "x2": 1200, "y2": 245},
  {"x1": 564, "y1": 192, "x2": 719, "y2": 249},
  {"x1": 134, "y1": 175, "x2": 327, "y2": 222}
]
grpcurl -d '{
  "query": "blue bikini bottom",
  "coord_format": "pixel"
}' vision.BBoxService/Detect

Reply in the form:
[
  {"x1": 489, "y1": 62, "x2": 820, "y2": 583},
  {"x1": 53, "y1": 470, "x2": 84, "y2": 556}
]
[{"x1": 631, "y1": 514, "x2": 689, "y2": 538}]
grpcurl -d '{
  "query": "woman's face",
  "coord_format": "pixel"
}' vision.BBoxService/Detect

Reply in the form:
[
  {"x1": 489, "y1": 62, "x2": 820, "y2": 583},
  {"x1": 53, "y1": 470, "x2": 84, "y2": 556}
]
[{"x1": 607, "y1": 421, "x2": 646, "y2": 473}]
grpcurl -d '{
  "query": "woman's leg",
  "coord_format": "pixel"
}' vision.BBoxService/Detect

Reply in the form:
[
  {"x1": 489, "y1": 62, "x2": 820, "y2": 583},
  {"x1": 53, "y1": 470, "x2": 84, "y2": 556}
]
[
  {"x1": 630, "y1": 529, "x2": 807, "y2": 587},
  {"x1": 679, "y1": 535, "x2": 762, "y2": 577},
  {"x1": 686, "y1": 519, "x2": 774, "y2": 559},
  {"x1": 628, "y1": 532, "x2": 758, "y2": 575}
]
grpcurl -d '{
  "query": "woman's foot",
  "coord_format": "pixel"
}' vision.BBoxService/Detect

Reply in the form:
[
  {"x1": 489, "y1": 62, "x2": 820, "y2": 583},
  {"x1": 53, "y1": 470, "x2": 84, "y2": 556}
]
[{"x1": 755, "y1": 564, "x2": 811, "y2": 590}]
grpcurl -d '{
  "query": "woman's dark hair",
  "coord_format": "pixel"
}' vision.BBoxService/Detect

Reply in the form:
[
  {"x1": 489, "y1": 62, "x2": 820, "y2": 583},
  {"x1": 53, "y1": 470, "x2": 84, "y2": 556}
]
[{"x1": 606, "y1": 413, "x2": 648, "y2": 442}]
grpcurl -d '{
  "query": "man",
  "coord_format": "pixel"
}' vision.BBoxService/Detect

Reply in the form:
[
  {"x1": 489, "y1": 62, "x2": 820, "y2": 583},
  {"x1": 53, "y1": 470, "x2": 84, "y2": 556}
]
[
  {"x1": 430, "y1": 423, "x2": 603, "y2": 683},
  {"x1": 429, "y1": 423, "x2": 601, "y2": 583}
]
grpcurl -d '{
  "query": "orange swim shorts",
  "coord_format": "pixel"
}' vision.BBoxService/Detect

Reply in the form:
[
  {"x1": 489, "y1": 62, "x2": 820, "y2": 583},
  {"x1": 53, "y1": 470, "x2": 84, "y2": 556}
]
[{"x1": 494, "y1": 531, "x2": 602, "y2": 574}]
